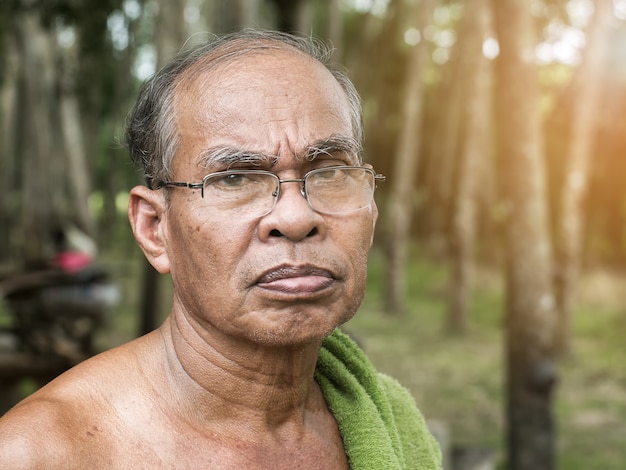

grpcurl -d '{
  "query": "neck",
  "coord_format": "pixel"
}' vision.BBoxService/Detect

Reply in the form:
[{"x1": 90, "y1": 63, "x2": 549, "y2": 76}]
[{"x1": 159, "y1": 311, "x2": 327, "y2": 433}]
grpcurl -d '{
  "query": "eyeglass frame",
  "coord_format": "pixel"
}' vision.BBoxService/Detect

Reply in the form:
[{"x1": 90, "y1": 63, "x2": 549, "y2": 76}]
[{"x1": 155, "y1": 165, "x2": 386, "y2": 215}]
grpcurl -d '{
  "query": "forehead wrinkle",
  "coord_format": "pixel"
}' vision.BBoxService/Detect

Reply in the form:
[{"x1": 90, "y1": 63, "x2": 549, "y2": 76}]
[{"x1": 195, "y1": 133, "x2": 359, "y2": 170}]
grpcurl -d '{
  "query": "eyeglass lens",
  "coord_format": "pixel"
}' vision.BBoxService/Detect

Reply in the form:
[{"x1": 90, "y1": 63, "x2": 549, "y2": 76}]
[{"x1": 202, "y1": 167, "x2": 375, "y2": 217}]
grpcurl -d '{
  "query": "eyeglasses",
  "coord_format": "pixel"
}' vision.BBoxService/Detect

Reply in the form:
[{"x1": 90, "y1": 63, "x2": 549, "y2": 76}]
[{"x1": 157, "y1": 166, "x2": 385, "y2": 218}]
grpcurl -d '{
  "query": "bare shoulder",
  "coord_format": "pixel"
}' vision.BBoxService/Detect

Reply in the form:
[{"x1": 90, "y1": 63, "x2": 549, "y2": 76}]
[
  {"x1": 0, "y1": 332, "x2": 163, "y2": 469},
  {"x1": 0, "y1": 393, "x2": 90, "y2": 469}
]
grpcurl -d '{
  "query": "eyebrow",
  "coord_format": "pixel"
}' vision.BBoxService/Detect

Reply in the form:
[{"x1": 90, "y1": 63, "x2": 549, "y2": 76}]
[
  {"x1": 302, "y1": 135, "x2": 362, "y2": 162},
  {"x1": 195, "y1": 134, "x2": 362, "y2": 170},
  {"x1": 196, "y1": 147, "x2": 275, "y2": 169}
]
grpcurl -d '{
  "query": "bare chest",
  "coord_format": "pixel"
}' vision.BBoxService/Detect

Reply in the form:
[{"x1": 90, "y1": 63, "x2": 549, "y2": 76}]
[{"x1": 89, "y1": 420, "x2": 349, "y2": 470}]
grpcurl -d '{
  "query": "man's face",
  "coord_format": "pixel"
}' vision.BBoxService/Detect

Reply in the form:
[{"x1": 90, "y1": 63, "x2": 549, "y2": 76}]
[{"x1": 159, "y1": 49, "x2": 378, "y2": 346}]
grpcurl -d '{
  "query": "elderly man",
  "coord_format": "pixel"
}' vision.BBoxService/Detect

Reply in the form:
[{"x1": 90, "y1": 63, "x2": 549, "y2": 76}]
[{"x1": 0, "y1": 30, "x2": 441, "y2": 469}]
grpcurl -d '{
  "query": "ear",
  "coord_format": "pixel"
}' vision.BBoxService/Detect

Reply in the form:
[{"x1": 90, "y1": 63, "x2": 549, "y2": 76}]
[{"x1": 128, "y1": 185, "x2": 171, "y2": 274}]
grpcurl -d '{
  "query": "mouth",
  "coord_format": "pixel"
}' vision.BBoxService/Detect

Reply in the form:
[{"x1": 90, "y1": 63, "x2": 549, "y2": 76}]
[{"x1": 255, "y1": 265, "x2": 336, "y2": 294}]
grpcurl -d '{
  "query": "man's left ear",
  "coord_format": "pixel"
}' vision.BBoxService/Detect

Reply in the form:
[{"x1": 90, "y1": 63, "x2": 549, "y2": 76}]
[{"x1": 128, "y1": 185, "x2": 171, "y2": 274}]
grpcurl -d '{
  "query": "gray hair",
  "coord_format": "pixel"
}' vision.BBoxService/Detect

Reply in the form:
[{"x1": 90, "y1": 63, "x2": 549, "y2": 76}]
[{"x1": 125, "y1": 29, "x2": 364, "y2": 188}]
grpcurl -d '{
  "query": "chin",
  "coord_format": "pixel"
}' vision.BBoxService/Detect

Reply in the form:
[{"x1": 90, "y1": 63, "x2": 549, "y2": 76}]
[
  {"x1": 247, "y1": 318, "x2": 341, "y2": 348},
  {"x1": 236, "y1": 301, "x2": 359, "y2": 348}
]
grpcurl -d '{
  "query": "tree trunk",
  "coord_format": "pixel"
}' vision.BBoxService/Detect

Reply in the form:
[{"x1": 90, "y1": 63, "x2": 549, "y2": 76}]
[
  {"x1": 75, "y1": 6, "x2": 109, "y2": 210},
  {"x1": 101, "y1": 10, "x2": 140, "y2": 249},
  {"x1": 204, "y1": 0, "x2": 265, "y2": 33},
  {"x1": 0, "y1": 32, "x2": 19, "y2": 266},
  {"x1": 327, "y1": 0, "x2": 343, "y2": 57},
  {"x1": 16, "y1": 11, "x2": 58, "y2": 263},
  {"x1": 269, "y1": 0, "x2": 307, "y2": 33},
  {"x1": 554, "y1": 0, "x2": 615, "y2": 354},
  {"x1": 448, "y1": 0, "x2": 493, "y2": 334},
  {"x1": 492, "y1": 1, "x2": 558, "y2": 468},
  {"x1": 355, "y1": 0, "x2": 404, "y2": 176},
  {"x1": 384, "y1": 0, "x2": 436, "y2": 313},
  {"x1": 60, "y1": 51, "x2": 95, "y2": 237},
  {"x1": 155, "y1": 0, "x2": 188, "y2": 65},
  {"x1": 237, "y1": 0, "x2": 262, "y2": 28},
  {"x1": 424, "y1": 55, "x2": 463, "y2": 259}
]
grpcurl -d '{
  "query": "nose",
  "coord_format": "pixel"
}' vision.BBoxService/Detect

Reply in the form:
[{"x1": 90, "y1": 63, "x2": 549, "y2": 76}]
[{"x1": 258, "y1": 179, "x2": 325, "y2": 242}]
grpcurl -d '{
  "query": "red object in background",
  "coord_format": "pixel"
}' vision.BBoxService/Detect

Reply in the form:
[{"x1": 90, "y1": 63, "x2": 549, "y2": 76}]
[{"x1": 54, "y1": 252, "x2": 93, "y2": 273}]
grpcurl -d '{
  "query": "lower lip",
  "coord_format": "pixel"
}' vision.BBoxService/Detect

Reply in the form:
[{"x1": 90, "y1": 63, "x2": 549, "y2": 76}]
[{"x1": 256, "y1": 275, "x2": 335, "y2": 294}]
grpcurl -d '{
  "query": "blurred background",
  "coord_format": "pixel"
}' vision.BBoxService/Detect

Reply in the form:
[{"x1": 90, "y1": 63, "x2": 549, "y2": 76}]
[{"x1": 0, "y1": 0, "x2": 625, "y2": 469}]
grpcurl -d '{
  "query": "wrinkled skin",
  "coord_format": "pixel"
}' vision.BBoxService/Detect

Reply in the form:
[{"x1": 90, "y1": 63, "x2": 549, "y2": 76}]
[{"x1": 150, "y1": 51, "x2": 377, "y2": 349}]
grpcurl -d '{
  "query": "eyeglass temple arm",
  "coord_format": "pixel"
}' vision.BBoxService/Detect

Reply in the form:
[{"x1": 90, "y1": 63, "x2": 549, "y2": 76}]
[{"x1": 156, "y1": 181, "x2": 204, "y2": 189}]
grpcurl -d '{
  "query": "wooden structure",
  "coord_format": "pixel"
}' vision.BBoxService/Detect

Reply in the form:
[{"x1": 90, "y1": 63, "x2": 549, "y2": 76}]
[{"x1": 0, "y1": 265, "x2": 117, "y2": 414}]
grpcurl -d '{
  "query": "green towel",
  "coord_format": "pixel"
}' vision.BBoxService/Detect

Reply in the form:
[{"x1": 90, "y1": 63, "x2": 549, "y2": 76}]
[{"x1": 315, "y1": 329, "x2": 442, "y2": 469}]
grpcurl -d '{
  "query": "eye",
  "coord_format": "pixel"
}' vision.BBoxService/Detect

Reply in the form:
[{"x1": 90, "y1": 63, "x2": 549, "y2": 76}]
[
  {"x1": 221, "y1": 173, "x2": 247, "y2": 187},
  {"x1": 208, "y1": 171, "x2": 249, "y2": 190},
  {"x1": 319, "y1": 168, "x2": 338, "y2": 177},
  {"x1": 206, "y1": 171, "x2": 277, "y2": 195},
  {"x1": 311, "y1": 167, "x2": 347, "y2": 182}
]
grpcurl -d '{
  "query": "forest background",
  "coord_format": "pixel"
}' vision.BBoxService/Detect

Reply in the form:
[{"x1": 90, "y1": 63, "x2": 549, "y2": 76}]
[{"x1": 1, "y1": 0, "x2": 625, "y2": 469}]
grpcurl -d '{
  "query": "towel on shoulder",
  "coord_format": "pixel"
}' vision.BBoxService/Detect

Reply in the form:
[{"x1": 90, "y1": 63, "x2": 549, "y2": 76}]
[{"x1": 316, "y1": 329, "x2": 442, "y2": 469}]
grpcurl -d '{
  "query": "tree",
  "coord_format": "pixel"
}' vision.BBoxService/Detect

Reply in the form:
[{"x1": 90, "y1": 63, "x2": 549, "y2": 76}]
[
  {"x1": 447, "y1": 0, "x2": 493, "y2": 334},
  {"x1": 155, "y1": 0, "x2": 189, "y2": 66},
  {"x1": 327, "y1": 0, "x2": 343, "y2": 56},
  {"x1": 0, "y1": 0, "x2": 127, "y2": 270},
  {"x1": 383, "y1": 0, "x2": 436, "y2": 313},
  {"x1": 60, "y1": 41, "x2": 95, "y2": 237},
  {"x1": 554, "y1": 0, "x2": 615, "y2": 354},
  {"x1": 15, "y1": 9, "x2": 60, "y2": 263},
  {"x1": 346, "y1": 0, "x2": 406, "y2": 180},
  {"x1": 268, "y1": 0, "x2": 308, "y2": 33},
  {"x1": 492, "y1": 0, "x2": 558, "y2": 468},
  {"x1": 0, "y1": 26, "x2": 18, "y2": 266},
  {"x1": 423, "y1": 44, "x2": 463, "y2": 260}
]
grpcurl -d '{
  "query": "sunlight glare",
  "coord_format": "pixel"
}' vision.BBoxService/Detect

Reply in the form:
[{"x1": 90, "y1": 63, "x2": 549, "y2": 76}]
[
  {"x1": 107, "y1": 11, "x2": 129, "y2": 51},
  {"x1": 135, "y1": 46, "x2": 156, "y2": 80},
  {"x1": 123, "y1": 0, "x2": 141, "y2": 20},
  {"x1": 553, "y1": 40, "x2": 582, "y2": 65},
  {"x1": 184, "y1": 4, "x2": 201, "y2": 24},
  {"x1": 57, "y1": 25, "x2": 75, "y2": 49},
  {"x1": 435, "y1": 29, "x2": 457, "y2": 48},
  {"x1": 538, "y1": 9, "x2": 587, "y2": 65},
  {"x1": 432, "y1": 47, "x2": 450, "y2": 65},
  {"x1": 404, "y1": 28, "x2": 421, "y2": 46},
  {"x1": 483, "y1": 37, "x2": 499, "y2": 60},
  {"x1": 344, "y1": 0, "x2": 389, "y2": 16},
  {"x1": 615, "y1": 0, "x2": 626, "y2": 20},
  {"x1": 567, "y1": 0, "x2": 594, "y2": 28}
]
